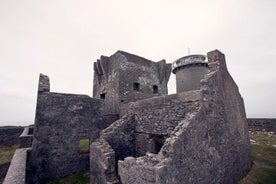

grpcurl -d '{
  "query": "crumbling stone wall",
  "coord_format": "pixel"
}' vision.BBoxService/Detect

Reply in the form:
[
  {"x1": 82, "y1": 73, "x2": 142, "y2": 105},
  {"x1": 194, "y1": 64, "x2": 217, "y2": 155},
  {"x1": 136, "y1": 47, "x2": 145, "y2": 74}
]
[
  {"x1": 27, "y1": 74, "x2": 117, "y2": 184},
  {"x1": 90, "y1": 115, "x2": 136, "y2": 184},
  {"x1": 90, "y1": 91, "x2": 201, "y2": 183},
  {"x1": 92, "y1": 50, "x2": 252, "y2": 184},
  {"x1": 93, "y1": 51, "x2": 171, "y2": 114}
]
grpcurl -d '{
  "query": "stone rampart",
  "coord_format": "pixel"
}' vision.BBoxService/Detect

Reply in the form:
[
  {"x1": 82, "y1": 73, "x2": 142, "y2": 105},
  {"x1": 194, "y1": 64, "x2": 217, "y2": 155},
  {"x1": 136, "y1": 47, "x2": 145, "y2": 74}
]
[
  {"x1": 28, "y1": 92, "x2": 113, "y2": 183},
  {"x1": 27, "y1": 74, "x2": 118, "y2": 183}
]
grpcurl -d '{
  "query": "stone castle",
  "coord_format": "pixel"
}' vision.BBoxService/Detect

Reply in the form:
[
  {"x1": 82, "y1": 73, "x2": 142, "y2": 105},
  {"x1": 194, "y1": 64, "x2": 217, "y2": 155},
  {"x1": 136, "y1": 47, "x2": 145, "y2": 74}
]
[{"x1": 3, "y1": 49, "x2": 252, "y2": 184}]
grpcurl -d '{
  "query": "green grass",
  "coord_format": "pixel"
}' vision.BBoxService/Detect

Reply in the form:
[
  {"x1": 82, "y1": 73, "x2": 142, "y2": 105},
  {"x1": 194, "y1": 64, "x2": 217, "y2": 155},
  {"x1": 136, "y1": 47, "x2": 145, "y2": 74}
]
[
  {"x1": 0, "y1": 143, "x2": 19, "y2": 163},
  {"x1": 79, "y1": 139, "x2": 89, "y2": 152},
  {"x1": 239, "y1": 131, "x2": 276, "y2": 184},
  {"x1": 0, "y1": 143, "x2": 19, "y2": 183},
  {"x1": 50, "y1": 171, "x2": 89, "y2": 184}
]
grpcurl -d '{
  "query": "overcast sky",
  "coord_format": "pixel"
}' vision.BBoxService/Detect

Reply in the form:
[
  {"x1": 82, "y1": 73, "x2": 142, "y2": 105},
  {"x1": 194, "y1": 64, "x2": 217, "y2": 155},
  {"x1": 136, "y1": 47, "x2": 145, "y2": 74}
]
[{"x1": 0, "y1": 0, "x2": 275, "y2": 126}]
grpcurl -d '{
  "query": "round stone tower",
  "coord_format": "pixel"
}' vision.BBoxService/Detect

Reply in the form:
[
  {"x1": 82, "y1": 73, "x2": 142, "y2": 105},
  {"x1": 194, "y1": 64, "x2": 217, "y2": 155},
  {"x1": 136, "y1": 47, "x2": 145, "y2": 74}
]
[{"x1": 172, "y1": 54, "x2": 208, "y2": 93}]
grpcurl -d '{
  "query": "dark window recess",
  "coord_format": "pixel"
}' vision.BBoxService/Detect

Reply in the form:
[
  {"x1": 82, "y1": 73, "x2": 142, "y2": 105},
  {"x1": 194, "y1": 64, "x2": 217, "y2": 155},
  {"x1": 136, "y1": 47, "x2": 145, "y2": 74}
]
[
  {"x1": 153, "y1": 85, "x2": 158, "y2": 94},
  {"x1": 100, "y1": 93, "x2": 106, "y2": 99},
  {"x1": 151, "y1": 135, "x2": 165, "y2": 154},
  {"x1": 133, "y1": 82, "x2": 140, "y2": 91}
]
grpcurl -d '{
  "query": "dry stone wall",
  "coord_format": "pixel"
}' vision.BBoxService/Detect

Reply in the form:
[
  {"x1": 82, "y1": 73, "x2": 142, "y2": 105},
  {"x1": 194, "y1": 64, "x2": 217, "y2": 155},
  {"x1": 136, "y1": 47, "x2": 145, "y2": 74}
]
[
  {"x1": 247, "y1": 118, "x2": 276, "y2": 132},
  {"x1": 0, "y1": 126, "x2": 24, "y2": 145},
  {"x1": 27, "y1": 74, "x2": 117, "y2": 184},
  {"x1": 90, "y1": 115, "x2": 136, "y2": 184}
]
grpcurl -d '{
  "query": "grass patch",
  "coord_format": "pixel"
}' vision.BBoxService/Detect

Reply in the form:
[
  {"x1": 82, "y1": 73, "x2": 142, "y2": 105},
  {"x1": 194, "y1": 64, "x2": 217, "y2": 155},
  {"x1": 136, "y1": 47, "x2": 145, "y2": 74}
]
[
  {"x1": 79, "y1": 139, "x2": 89, "y2": 152},
  {"x1": 240, "y1": 164, "x2": 276, "y2": 184},
  {"x1": 0, "y1": 144, "x2": 19, "y2": 163},
  {"x1": 239, "y1": 131, "x2": 276, "y2": 184},
  {"x1": 251, "y1": 145, "x2": 276, "y2": 166},
  {"x1": 50, "y1": 171, "x2": 89, "y2": 184}
]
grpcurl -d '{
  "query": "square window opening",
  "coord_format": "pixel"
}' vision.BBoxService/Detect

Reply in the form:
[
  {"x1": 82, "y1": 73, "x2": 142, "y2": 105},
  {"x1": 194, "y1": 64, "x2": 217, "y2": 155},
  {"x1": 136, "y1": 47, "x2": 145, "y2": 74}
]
[
  {"x1": 100, "y1": 93, "x2": 106, "y2": 99},
  {"x1": 133, "y1": 82, "x2": 140, "y2": 91},
  {"x1": 153, "y1": 85, "x2": 158, "y2": 94}
]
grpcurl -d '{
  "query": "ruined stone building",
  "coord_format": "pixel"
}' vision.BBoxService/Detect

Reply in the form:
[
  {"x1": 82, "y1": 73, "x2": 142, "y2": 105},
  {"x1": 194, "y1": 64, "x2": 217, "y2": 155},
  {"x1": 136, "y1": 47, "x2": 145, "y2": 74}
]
[{"x1": 3, "y1": 50, "x2": 252, "y2": 184}]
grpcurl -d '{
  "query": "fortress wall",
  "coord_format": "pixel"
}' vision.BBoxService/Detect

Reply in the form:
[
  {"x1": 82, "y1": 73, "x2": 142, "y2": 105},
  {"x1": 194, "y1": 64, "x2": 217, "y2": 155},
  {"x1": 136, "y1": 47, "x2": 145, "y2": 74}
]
[
  {"x1": 118, "y1": 50, "x2": 252, "y2": 184},
  {"x1": 28, "y1": 92, "x2": 111, "y2": 183},
  {"x1": 0, "y1": 126, "x2": 24, "y2": 145},
  {"x1": 27, "y1": 74, "x2": 117, "y2": 184},
  {"x1": 247, "y1": 118, "x2": 276, "y2": 132}
]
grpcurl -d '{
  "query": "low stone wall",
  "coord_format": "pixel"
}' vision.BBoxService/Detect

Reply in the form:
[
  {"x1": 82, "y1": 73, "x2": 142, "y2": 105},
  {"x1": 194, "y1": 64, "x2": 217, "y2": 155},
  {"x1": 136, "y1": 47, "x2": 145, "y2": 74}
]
[
  {"x1": 247, "y1": 118, "x2": 276, "y2": 132},
  {"x1": 0, "y1": 126, "x2": 24, "y2": 145},
  {"x1": 19, "y1": 126, "x2": 34, "y2": 148},
  {"x1": 3, "y1": 148, "x2": 31, "y2": 184}
]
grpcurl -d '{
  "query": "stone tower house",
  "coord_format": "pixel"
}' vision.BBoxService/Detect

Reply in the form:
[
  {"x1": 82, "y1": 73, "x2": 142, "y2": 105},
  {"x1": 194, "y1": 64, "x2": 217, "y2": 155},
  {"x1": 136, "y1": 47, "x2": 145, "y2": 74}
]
[{"x1": 93, "y1": 51, "x2": 172, "y2": 114}]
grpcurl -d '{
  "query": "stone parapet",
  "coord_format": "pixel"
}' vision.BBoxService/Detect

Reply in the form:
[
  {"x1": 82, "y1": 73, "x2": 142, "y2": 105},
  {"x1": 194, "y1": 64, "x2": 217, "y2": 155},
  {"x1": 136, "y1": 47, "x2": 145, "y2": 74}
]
[
  {"x1": 19, "y1": 126, "x2": 34, "y2": 148},
  {"x1": 3, "y1": 148, "x2": 31, "y2": 184}
]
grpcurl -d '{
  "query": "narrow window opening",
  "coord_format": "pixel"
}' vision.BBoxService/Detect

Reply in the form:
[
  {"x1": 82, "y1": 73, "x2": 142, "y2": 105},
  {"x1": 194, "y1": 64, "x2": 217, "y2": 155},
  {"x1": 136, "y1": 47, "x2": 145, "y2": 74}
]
[
  {"x1": 133, "y1": 82, "x2": 140, "y2": 91},
  {"x1": 153, "y1": 85, "x2": 158, "y2": 94},
  {"x1": 100, "y1": 93, "x2": 106, "y2": 99},
  {"x1": 79, "y1": 139, "x2": 89, "y2": 153}
]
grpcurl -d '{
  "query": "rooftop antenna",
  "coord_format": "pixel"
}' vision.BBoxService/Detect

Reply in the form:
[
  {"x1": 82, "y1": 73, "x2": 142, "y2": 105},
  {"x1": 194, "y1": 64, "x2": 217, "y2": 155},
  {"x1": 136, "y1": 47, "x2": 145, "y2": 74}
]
[{"x1": 187, "y1": 47, "x2": 190, "y2": 55}]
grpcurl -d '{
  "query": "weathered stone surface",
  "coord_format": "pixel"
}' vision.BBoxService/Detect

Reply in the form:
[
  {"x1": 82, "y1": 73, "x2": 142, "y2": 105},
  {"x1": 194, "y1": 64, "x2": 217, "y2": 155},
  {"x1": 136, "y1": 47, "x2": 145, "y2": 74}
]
[
  {"x1": 93, "y1": 51, "x2": 171, "y2": 114},
  {"x1": 3, "y1": 148, "x2": 31, "y2": 184},
  {"x1": 19, "y1": 126, "x2": 34, "y2": 148},
  {"x1": 93, "y1": 50, "x2": 252, "y2": 184},
  {"x1": 0, "y1": 126, "x2": 24, "y2": 145},
  {"x1": 27, "y1": 74, "x2": 118, "y2": 184},
  {"x1": 38, "y1": 73, "x2": 49, "y2": 93},
  {"x1": 91, "y1": 115, "x2": 136, "y2": 183},
  {"x1": 90, "y1": 139, "x2": 118, "y2": 184}
]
